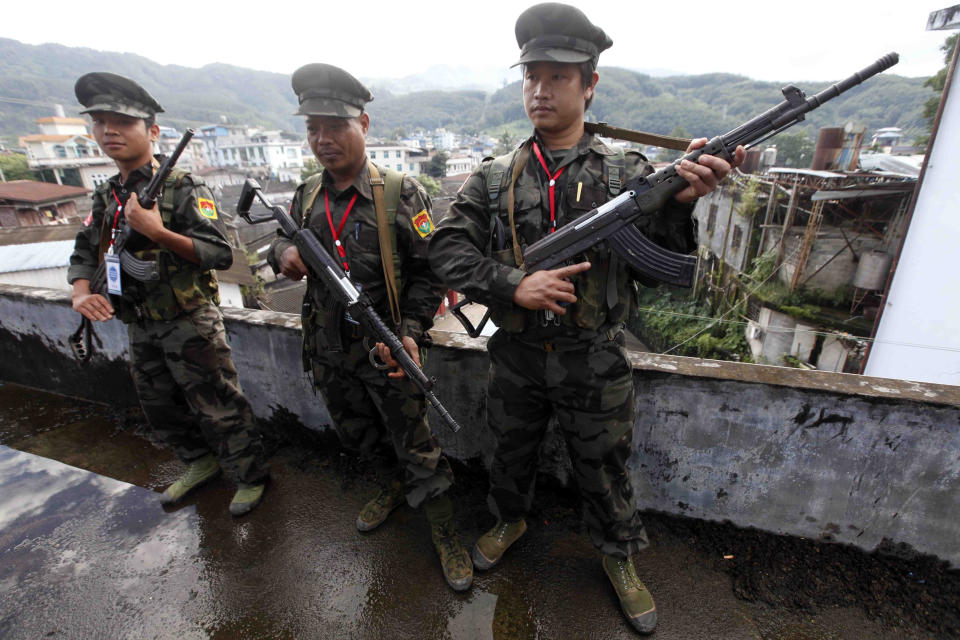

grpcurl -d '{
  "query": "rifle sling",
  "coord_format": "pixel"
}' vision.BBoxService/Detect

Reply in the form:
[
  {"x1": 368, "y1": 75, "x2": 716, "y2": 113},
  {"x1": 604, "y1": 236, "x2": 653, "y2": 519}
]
[
  {"x1": 506, "y1": 141, "x2": 531, "y2": 268},
  {"x1": 368, "y1": 163, "x2": 402, "y2": 328},
  {"x1": 584, "y1": 121, "x2": 692, "y2": 151}
]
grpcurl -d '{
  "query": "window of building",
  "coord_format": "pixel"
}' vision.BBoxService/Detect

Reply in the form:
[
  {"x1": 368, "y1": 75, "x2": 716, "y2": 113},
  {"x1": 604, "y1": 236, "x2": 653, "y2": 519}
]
[
  {"x1": 397, "y1": 164, "x2": 402, "y2": 171},
  {"x1": 395, "y1": 151, "x2": 402, "y2": 158},
  {"x1": 54, "y1": 145, "x2": 67, "y2": 158},
  {"x1": 409, "y1": 163, "x2": 415, "y2": 171},
  {"x1": 707, "y1": 203, "x2": 718, "y2": 233},
  {"x1": 731, "y1": 225, "x2": 743, "y2": 249}
]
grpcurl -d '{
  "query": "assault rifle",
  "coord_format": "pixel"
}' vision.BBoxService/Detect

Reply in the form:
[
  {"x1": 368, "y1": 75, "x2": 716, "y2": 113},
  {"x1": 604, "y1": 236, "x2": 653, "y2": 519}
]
[
  {"x1": 69, "y1": 129, "x2": 195, "y2": 361},
  {"x1": 236, "y1": 179, "x2": 462, "y2": 434},
  {"x1": 451, "y1": 53, "x2": 899, "y2": 337}
]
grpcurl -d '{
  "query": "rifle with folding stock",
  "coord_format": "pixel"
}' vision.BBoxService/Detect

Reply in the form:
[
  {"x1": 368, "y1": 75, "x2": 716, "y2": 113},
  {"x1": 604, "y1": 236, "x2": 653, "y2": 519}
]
[
  {"x1": 236, "y1": 179, "x2": 462, "y2": 434},
  {"x1": 452, "y1": 53, "x2": 900, "y2": 336}
]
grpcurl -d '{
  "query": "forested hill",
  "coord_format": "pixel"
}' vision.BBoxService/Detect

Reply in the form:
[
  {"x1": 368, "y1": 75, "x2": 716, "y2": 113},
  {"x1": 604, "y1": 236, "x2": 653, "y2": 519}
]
[{"x1": 0, "y1": 38, "x2": 931, "y2": 145}]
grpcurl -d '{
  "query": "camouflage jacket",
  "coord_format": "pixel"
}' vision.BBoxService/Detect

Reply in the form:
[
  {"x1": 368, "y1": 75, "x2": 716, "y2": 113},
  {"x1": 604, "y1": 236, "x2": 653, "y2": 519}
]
[
  {"x1": 267, "y1": 161, "x2": 443, "y2": 349},
  {"x1": 430, "y1": 131, "x2": 696, "y2": 341},
  {"x1": 67, "y1": 157, "x2": 232, "y2": 323}
]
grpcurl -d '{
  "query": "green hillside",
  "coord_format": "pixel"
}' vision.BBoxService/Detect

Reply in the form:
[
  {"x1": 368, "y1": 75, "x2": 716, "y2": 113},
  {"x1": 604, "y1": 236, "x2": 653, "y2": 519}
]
[{"x1": 0, "y1": 38, "x2": 932, "y2": 147}]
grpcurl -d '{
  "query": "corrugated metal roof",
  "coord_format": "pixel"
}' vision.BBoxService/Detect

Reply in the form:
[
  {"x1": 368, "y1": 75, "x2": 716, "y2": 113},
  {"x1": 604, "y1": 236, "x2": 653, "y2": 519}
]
[
  {"x1": 0, "y1": 240, "x2": 74, "y2": 273},
  {"x1": 768, "y1": 168, "x2": 847, "y2": 178},
  {"x1": 811, "y1": 186, "x2": 915, "y2": 201}
]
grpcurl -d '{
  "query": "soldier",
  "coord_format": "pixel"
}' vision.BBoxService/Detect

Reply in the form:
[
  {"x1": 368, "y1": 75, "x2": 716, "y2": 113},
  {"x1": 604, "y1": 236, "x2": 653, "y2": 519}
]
[
  {"x1": 267, "y1": 64, "x2": 472, "y2": 591},
  {"x1": 68, "y1": 72, "x2": 269, "y2": 516},
  {"x1": 429, "y1": 3, "x2": 743, "y2": 634}
]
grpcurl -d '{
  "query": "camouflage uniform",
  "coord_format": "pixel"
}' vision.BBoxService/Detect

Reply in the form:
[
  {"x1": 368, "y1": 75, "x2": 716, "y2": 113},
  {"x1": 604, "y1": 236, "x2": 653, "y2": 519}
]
[
  {"x1": 267, "y1": 163, "x2": 451, "y2": 508},
  {"x1": 430, "y1": 132, "x2": 696, "y2": 557},
  {"x1": 67, "y1": 160, "x2": 269, "y2": 485}
]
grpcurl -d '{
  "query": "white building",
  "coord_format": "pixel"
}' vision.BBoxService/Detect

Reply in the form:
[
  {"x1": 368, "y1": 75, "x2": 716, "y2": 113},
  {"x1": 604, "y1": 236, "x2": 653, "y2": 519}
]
[
  {"x1": 445, "y1": 154, "x2": 477, "y2": 176},
  {"x1": 367, "y1": 145, "x2": 429, "y2": 175},
  {"x1": 19, "y1": 117, "x2": 115, "y2": 189},
  {"x1": 432, "y1": 129, "x2": 457, "y2": 150},
  {"x1": 156, "y1": 126, "x2": 210, "y2": 173},
  {"x1": 207, "y1": 128, "x2": 304, "y2": 183}
]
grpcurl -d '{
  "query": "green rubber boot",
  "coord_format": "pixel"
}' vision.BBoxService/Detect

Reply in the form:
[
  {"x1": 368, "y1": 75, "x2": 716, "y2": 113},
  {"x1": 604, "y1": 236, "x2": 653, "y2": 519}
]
[
  {"x1": 425, "y1": 494, "x2": 473, "y2": 591},
  {"x1": 602, "y1": 554, "x2": 657, "y2": 635},
  {"x1": 160, "y1": 453, "x2": 220, "y2": 505},
  {"x1": 229, "y1": 482, "x2": 266, "y2": 517},
  {"x1": 472, "y1": 519, "x2": 527, "y2": 570},
  {"x1": 356, "y1": 480, "x2": 405, "y2": 532}
]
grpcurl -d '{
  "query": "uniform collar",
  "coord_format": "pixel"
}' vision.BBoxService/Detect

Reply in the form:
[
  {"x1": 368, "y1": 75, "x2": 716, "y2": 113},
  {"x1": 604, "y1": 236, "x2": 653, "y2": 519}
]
[
  {"x1": 319, "y1": 157, "x2": 374, "y2": 200},
  {"x1": 108, "y1": 155, "x2": 161, "y2": 190},
  {"x1": 528, "y1": 130, "x2": 614, "y2": 161}
]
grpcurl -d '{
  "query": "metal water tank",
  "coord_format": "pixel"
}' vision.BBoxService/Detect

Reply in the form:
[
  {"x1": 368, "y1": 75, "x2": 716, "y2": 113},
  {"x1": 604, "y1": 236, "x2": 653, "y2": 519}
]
[
  {"x1": 812, "y1": 127, "x2": 845, "y2": 170},
  {"x1": 853, "y1": 250, "x2": 892, "y2": 290}
]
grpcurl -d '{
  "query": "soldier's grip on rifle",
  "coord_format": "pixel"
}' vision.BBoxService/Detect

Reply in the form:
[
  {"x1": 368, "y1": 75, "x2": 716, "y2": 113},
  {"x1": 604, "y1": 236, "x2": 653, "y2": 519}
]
[
  {"x1": 375, "y1": 337, "x2": 421, "y2": 380},
  {"x1": 278, "y1": 246, "x2": 310, "y2": 281},
  {"x1": 72, "y1": 280, "x2": 114, "y2": 322},
  {"x1": 672, "y1": 138, "x2": 746, "y2": 204},
  {"x1": 124, "y1": 193, "x2": 201, "y2": 265},
  {"x1": 512, "y1": 261, "x2": 592, "y2": 314}
]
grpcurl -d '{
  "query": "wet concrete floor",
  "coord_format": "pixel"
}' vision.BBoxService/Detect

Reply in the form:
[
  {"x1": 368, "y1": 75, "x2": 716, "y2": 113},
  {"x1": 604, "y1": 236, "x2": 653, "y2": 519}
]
[{"x1": 0, "y1": 382, "x2": 953, "y2": 640}]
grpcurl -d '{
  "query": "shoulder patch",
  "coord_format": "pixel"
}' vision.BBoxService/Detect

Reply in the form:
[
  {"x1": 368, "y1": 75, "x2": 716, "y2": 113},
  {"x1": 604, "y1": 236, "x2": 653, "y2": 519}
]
[
  {"x1": 198, "y1": 198, "x2": 218, "y2": 219},
  {"x1": 412, "y1": 209, "x2": 434, "y2": 238}
]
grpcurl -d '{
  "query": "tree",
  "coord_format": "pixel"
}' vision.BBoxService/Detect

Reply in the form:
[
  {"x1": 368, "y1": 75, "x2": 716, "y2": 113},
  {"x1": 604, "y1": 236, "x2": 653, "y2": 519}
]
[
  {"x1": 492, "y1": 130, "x2": 517, "y2": 156},
  {"x1": 768, "y1": 130, "x2": 814, "y2": 168},
  {"x1": 417, "y1": 174, "x2": 441, "y2": 198},
  {"x1": 917, "y1": 33, "x2": 958, "y2": 147},
  {"x1": 426, "y1": 151, "x2": 448, "y2": 178},
  {"x1": 0, "y1": 154, "x2": 36, "y2": 181},
  {"x1": 392, "y1": 127, "x2": 407, "y2": 140},
  {"x1": 300, "y1": 158, "x2": 321, "y2": 181}
]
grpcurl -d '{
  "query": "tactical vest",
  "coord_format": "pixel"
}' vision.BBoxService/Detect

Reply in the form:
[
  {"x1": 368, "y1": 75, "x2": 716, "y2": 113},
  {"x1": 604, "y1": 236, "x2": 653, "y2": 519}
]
[
  {"x1": 483, "y1": 140, "x2": 632, "y2": 335},
  {"x1": 99, "y1": 169, "x2": 220, "y2": 324},
  {"x1": 298, "y1": 165, "x2": 404, "y2": 361}
]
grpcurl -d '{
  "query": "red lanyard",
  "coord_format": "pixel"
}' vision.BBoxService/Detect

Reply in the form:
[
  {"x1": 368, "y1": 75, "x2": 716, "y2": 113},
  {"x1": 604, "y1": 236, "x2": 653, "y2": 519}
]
[
  {"x1": 324, "y1": 190, "x2": 358, "y2": 275},
  {"x1": 109, "y1": 189, "x2": 124, "y2": 249},
  {"x1": 532, "y1": 142, "x2": 565, "y2": 233}
]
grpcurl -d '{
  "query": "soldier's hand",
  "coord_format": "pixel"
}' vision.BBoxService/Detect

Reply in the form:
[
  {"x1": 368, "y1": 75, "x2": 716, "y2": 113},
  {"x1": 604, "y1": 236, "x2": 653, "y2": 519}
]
[
  {"x1": 673, "y1": 138, "x2": 746, "y2": 204},
  {"x1": 375, "y1": 336, "x2": 420, "y2": 379},
  {"x1": 279, "y1": 246, "x2": 309, "y2": 281},
  {"x1": 125, "y1": 192, "x2": 165, "y2": 241},
  {"x1": 73, "y1": 292, "x2": 114, "y2": 322},
  {"x1": 512, "y1": 261, "x2": 591, "y2": 313}
]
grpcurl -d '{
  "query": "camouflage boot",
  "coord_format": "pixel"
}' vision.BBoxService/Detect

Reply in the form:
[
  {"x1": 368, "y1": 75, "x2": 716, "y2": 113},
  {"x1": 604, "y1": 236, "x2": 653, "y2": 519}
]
[
  {"x1": 160, "y1": 453, "x2": 221, "y2": 505},
  {"x1": 229, "y1": 482, "x2": 266, "y2": 517},
  {"x1": 472, "y1": 519, "x2": 527, "y2": 570},
  {"x1": 424, "y1": 494, "x2": 473, "y2": 591},
  {"x1": 356, "y1": 480, "x2": 406, "y2": 532},
  {"x1": 602, "y1": 554, "x2": 657, "y2": 635}
]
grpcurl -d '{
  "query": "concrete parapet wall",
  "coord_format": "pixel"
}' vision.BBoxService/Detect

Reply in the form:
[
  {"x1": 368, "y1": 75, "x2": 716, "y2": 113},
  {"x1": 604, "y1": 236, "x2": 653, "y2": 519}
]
[{"x1": 1, "y1": 283, "x2": 958, "y2": 567}]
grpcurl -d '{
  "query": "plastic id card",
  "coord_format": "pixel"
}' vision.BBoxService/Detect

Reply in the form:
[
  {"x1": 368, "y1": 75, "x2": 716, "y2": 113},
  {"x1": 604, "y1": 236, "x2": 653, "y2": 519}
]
[{"x1": 105, "y1": 253, "x2": 122, "y2": 295}]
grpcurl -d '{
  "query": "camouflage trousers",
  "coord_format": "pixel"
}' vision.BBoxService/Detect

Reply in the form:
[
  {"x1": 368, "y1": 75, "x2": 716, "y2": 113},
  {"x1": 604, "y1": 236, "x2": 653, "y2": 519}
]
[
  {"x1": 310, "y1": 335, "x2": 453, "y2": 509},
  {"x1": 128, "y1": 303, "x2": 268, "y2": 485},
  {"x1": 486, "y1": 329, "x2": 649, "y2": 557}
]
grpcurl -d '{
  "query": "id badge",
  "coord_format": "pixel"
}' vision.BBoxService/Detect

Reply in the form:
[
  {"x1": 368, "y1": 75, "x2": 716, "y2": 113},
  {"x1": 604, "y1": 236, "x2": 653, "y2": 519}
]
[{"x1": 105, "y1": 253, "x2": 122, "y2": 295}]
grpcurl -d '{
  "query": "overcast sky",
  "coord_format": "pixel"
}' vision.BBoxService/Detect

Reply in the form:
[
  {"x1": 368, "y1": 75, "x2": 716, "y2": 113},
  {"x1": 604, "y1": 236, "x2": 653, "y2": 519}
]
[{"x1": 3, "y1": 0, "x2": 954, "y2": 83}]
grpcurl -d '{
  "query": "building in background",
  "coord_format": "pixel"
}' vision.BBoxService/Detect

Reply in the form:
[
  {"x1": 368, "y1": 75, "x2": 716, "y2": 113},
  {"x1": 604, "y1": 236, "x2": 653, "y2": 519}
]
[
  {"x1": 18, "y1": 117, "x2": 114, "y2": 189},
  {"x1": 0, "y1": 181, "x2": 89, "y2": 227}
]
